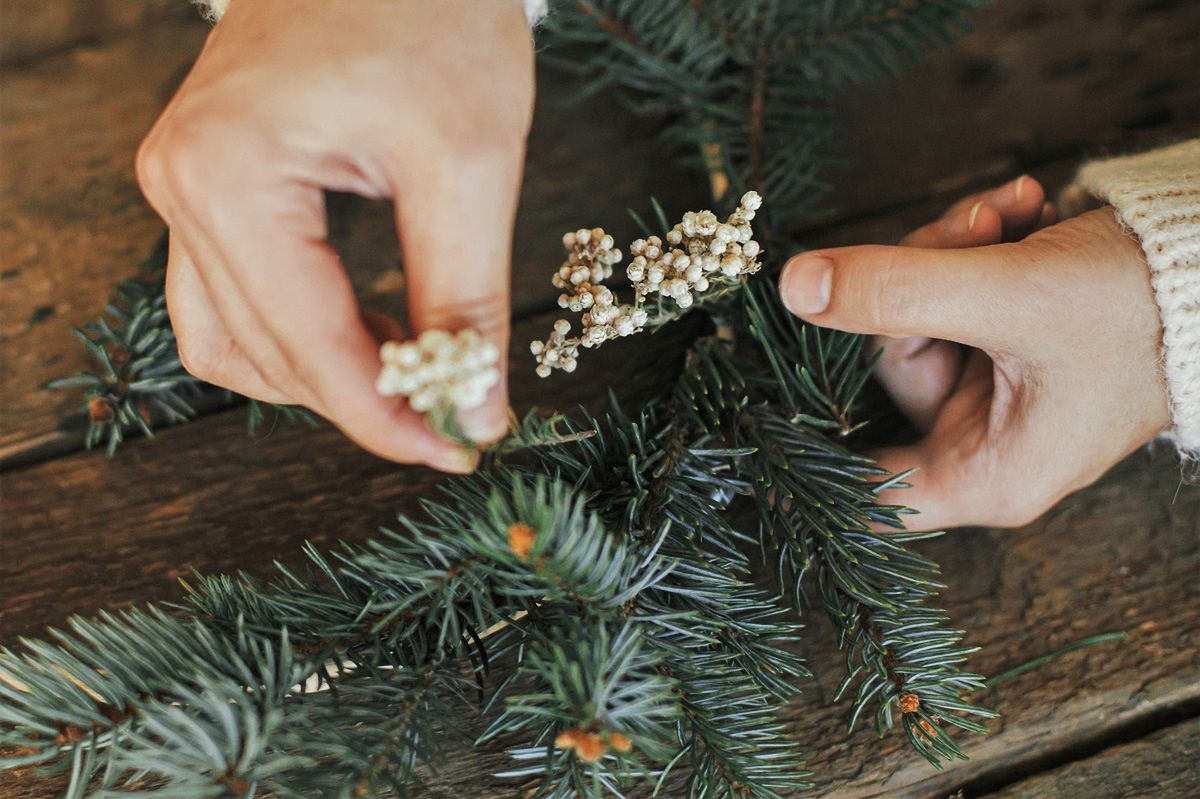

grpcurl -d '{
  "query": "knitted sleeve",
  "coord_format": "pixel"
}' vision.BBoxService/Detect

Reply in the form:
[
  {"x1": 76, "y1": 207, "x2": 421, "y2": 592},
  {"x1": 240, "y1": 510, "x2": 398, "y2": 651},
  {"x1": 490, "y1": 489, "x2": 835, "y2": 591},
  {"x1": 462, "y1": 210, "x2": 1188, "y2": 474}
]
[
  {"x1": 192, "y1": 0, "x2": 549, "y2": 25},
  {"x1": 1063, "y1": 139, "x2": 1200, "y2": 455}
]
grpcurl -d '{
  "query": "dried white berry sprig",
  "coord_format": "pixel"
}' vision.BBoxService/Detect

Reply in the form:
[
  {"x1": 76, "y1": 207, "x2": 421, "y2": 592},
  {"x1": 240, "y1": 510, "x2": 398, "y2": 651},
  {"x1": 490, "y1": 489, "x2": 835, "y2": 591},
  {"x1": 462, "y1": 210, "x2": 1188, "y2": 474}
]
[
  {"x1": 532, "y1": 191, "x2": 763, "y2": 377},
  {"x1": 377, "y1": 329, "x2": 501, "y2": 441}
]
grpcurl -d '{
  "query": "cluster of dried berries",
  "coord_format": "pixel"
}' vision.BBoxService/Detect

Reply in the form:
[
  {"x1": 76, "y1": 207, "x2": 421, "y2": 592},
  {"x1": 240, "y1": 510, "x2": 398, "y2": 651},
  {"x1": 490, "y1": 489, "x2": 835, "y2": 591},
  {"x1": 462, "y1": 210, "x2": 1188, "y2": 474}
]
[
  {"x1": 375, "y1": 329, "x2": 500, "y2": 413},
  {"x1": 531, "y1": 192, "x2": 763, "y2": 378}
]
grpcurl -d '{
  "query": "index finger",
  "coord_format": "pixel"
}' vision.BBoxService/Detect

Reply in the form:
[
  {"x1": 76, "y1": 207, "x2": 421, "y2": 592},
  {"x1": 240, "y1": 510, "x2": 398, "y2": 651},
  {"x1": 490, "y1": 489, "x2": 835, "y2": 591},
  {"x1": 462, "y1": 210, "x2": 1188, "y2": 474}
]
[
  {"x1": 393, "y1": 152, "x2": 522, "y2": 445},
  {"x1": 204, "y1": 181, "x2": 477, "y2": 472},
  {"x1": 779, "y1": 244, "x2": 1042, "y2": 352}
]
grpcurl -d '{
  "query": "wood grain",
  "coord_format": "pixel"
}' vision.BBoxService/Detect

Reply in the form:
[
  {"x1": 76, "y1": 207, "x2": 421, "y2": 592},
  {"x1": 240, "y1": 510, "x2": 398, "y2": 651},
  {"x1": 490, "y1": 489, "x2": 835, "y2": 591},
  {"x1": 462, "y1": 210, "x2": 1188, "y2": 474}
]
[
  {"x1": 2, "y1": 381, "x2": 1197, "y2": 797},
  {"x1": 819, "y1": 0, "x2": 1200, "y2": 227},
  {"x1": 0, "y1": 306, "x2": 638, "y2": 643},
  {"x1": 793, "y1": 451, "x2": 1200, "y2": 798},
  {"x1": 0, "y1": 0, "x2": 185, "y2": 65},
  {"x1": 0, "y1": 19, "x2": 208, "y2": 463},
  {"x1": 984, "y1": 716, "x2": 1200, "y2": 798}
]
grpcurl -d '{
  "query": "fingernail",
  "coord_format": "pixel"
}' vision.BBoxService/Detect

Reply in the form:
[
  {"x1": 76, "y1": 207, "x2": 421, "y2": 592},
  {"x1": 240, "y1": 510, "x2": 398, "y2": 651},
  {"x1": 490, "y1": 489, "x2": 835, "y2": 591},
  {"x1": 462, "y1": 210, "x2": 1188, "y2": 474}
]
[
  {"x1": 967, "y1": 200, "x2": 984, "y2": 231},
  {"x1": 430, "y1": 446, "x2": 480, "y2": 474},
  {"x1": 459, "y1": 408, "x2": 509, "y2": 447},
  {"x1": 781, "y1": 255, "x2": 833, "y2": 315},
  {"x1": 1014, "y1": 175, "x2": 1028, "y2": 202}
]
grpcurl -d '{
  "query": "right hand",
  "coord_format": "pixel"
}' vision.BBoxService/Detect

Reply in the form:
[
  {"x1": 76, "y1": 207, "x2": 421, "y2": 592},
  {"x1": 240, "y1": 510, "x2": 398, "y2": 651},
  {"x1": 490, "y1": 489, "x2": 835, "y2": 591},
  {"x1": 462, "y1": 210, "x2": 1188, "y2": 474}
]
[
  {"x1": 136, "y1": 0, "x2": 536, "y2": 472},
  {"x1": 780, "y1": 178, "x2": 1170, "y2": 530}
]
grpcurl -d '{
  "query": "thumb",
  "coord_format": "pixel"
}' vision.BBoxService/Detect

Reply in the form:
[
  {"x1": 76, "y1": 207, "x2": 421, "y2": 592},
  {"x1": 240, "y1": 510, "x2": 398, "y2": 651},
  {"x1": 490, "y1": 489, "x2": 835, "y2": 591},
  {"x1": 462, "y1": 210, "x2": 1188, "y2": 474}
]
[
  {"x1": 869, "y1": 444, "x2": 965, "y2": 532},
  {"x1": 779, "y1": 244, "x2": 1028, "y2": 351},
  {"x1": 869, "y1": 349, "x2": 1003, "y2": 531},
  {"x1": 395, "y1": 157, "x2": 522, "y2": 445}
]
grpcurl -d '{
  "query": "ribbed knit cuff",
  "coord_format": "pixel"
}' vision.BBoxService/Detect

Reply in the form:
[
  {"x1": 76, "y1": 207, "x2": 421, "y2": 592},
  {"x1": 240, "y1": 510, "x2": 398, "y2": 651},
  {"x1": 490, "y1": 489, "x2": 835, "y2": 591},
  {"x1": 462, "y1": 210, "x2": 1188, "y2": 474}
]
[
  {"x1": 1064, "y1": 139, "x2": 1200, "y2": 455},
  {"x1": 193, "y1": 0, "x2": 548, "y2": 25}
]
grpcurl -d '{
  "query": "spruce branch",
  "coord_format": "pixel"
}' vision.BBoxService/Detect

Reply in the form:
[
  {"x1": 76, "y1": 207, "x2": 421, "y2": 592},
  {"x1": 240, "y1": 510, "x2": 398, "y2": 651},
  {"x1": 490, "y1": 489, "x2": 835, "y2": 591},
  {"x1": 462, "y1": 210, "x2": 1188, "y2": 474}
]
[
  {"x1": 45, "y1": 275, "x2": 205, "y2": 456},
  {"x1": 544, "y1": 0, "x2": 985, "y2": 227},
  {"x1": 46, "y1": 239, "x2": 316, "y2": 456}
]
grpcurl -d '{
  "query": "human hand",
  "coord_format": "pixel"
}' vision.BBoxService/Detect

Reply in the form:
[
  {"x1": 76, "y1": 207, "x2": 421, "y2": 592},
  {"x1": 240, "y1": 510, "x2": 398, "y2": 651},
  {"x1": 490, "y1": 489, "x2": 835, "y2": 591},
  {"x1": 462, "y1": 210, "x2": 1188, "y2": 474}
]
[
  {"x1": 136, "y1": 0, "x2": 535, "y2": 471},
  {"x1": 779, "y1": 177, "x2": 1171, "y2": 530}
]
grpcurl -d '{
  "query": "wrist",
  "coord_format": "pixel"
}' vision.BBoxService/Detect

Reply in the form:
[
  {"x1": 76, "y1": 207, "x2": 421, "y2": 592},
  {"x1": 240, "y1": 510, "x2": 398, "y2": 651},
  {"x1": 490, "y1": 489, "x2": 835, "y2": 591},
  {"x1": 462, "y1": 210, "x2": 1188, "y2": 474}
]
[{"x1": 1066, "y1": 140, "x2": 1200, "y2": 454}]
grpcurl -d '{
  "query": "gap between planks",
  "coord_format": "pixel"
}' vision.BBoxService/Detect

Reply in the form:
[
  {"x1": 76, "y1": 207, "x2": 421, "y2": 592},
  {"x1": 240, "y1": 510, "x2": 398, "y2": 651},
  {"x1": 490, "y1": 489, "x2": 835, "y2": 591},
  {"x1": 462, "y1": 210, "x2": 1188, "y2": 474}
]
[{"x1": 975, "y1": 714, "x2": 1200, "y2": 799}]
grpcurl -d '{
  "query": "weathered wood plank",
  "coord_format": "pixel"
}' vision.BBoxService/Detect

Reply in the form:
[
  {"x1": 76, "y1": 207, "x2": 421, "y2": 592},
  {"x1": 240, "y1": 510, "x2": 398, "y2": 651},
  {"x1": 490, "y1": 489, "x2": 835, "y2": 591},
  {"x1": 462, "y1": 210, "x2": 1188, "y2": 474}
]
[
  {"x1": 793, "y1": 450, "x2": 1200, "y2": 798},
  {"x1": 0, "y1": 306, "x2": 634, "y2": 643},
  {"x1": 805, "y1": 130, "x2": 1177, "y2": 251},
  {"x1": 0, "y1": 0, "x2": 186, "y2": 65},
  {"x1": 0, "y1": 18, "x2": 208, "y2": 462},
  {"x1": 983, "y1": 716, "x2": 1200, "y2": 799},
  {"x1": 1, "y1": 380, "x2": 1196, "y2": 798},
  {"x1": 820, "y1": 0, "x2": 1200, "y2": 225}
]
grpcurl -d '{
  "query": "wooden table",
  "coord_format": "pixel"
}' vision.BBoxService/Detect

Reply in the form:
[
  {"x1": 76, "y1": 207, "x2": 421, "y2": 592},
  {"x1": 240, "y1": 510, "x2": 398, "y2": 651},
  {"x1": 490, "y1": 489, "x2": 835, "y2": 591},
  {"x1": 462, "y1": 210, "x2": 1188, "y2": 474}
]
[{"x1": 2, "y1": 3, "x2": 1198, "y2": 797}]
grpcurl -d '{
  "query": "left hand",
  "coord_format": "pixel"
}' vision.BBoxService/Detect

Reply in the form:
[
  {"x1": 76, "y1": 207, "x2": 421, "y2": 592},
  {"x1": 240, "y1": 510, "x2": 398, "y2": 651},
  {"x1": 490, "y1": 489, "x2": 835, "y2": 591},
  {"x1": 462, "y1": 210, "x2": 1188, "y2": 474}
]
[
  {"x1": 779, "y1": 176, "x2": 1171, "y2": 530},
  {"x1": 136, "y1": 0, "x2": 535, "y2": 472}
]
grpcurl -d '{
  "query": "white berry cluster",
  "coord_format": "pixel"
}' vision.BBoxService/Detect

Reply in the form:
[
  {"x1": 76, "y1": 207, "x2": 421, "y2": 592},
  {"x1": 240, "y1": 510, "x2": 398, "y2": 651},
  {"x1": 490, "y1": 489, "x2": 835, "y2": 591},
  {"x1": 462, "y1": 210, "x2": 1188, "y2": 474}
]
[
  {"x1": 552, "y1": 227, "x2": 622, "y2": 309},
  {"x1": 529, "y1": 319, "x2": 582, "y2": 378},
  {"x1": 632, "y1": 190, "x2": 763, "y2": 308},
  {"x1": 376, "y1": 329, "x2": 500, "y2": 413},
  {"x1": 532, "y1": 192, "x2": 764, "y2": 378}
]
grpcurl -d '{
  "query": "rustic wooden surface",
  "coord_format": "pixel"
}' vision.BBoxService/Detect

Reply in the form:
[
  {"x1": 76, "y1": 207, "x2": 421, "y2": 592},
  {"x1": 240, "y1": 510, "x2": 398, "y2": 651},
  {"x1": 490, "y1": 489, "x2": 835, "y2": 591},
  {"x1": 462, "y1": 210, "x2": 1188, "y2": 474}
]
[
  {"x1": 2, "y1": 1, "x2": 1199, "y2": 798},
  {"x1": 0, "y1": 0, "x2": 185, "y2": 65},
  {"x1": 987, "y1": 717, "x2": 1200, "y2": 798},
  {"x1": 0, "y1": 19, "x2": 208, "y2": 463},
  {"x1": 3, "y1": 387, "x2": 1197, "y2": 798},
  {"x1": 820, "y1": 0, "x2": 1200, "y2": 225}
]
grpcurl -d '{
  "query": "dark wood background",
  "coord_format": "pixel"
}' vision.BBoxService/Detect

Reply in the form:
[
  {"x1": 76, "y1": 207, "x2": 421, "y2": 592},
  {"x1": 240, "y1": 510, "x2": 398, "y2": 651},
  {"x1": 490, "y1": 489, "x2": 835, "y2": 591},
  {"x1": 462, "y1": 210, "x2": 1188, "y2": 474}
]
[{"x1": 1, "y1": 1, "x2": 1198, "y2": 797}]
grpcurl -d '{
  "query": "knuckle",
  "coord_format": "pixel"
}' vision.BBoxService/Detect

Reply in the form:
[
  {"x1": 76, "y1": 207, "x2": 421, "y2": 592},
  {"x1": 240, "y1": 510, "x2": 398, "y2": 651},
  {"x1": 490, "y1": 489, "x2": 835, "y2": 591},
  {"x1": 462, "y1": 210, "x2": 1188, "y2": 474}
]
[
  {"x1": 136, "y1": 110, "x2": 232, "y2": 209},
  {"x1": 134, "y1": 136, "x2": 167, "y2": 201},
  {"x1": 417, "y1": 293, "x2": 511, "y2": 340},
  {"x1": 428, "y1": 95, "x2": 530, "y2": 160},
  {"x1": 257, "y1": 362, "x2": 301, "y2": 400},
  {"x1": 175, "y1": 334, "x2": 221, "y2": 384}
]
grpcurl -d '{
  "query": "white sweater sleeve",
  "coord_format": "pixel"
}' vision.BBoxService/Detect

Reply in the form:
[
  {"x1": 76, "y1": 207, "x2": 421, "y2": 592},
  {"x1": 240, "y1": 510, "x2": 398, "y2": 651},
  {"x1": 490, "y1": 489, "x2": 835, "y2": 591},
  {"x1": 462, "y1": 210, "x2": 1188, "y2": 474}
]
[
  {"x1": 1064, "y1": 139, "x2": 1200, "y2": 455},
  {"x1": 193, "y1": 0, "x2": 548, "y2": 25}
]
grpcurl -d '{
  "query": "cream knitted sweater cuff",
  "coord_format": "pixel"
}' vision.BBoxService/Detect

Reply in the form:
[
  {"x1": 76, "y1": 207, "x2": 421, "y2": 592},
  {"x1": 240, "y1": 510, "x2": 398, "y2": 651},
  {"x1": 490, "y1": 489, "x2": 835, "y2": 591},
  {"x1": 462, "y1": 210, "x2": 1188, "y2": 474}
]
[
  {"x1": 1065, "y1": 139, "x2": 1200, "y2": 455},
  {"x1": 193, "y1": 0, "x2": 549, "y2": 25}
]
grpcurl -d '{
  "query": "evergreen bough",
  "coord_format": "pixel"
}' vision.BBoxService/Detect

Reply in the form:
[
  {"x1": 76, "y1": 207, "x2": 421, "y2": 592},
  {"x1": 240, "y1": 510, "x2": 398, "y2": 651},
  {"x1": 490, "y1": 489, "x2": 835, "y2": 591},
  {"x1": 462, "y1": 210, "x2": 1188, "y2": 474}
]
[
  {"x1": 44, "y1": 237, "x2": 318, "y2": 456},
  {"x1": 5, "y1": 1, "x2": 997, "y2": 796}
]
